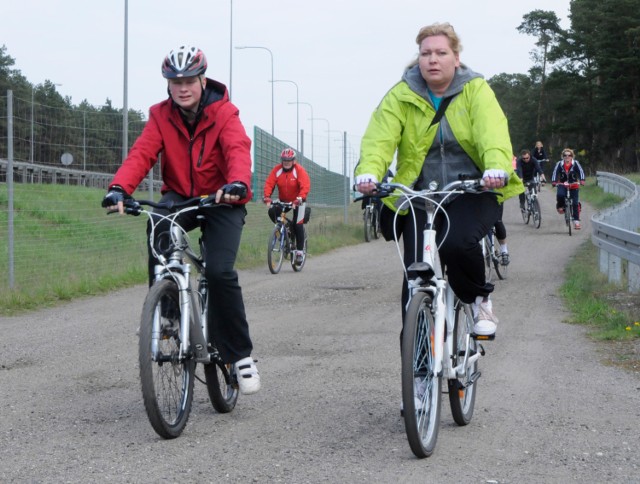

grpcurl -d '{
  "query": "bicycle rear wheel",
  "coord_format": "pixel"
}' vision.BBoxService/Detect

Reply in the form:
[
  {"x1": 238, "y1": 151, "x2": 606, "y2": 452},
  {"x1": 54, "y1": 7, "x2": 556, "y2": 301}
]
[
  {"x1": 532, "y1": 198, "x2": 542, "y2": 229},
  {"x1": 139, "y1": 279, "x2": 195, "y2": 439},
  {"x1": 482, "y1": 237, "x2": 493, "y2": 284},
  {"x1": 491, "y1": 236, "x2": 507, "y2": 280},
  {"x1": 401, "y1": 292, "x2": 442, "y2": 458},
  {"x1": 448, "y1": 301, "x2": 478, "y2": 425},
  {"x1": 267, "y1": 225, "x2": 285, "y2": 274},
  {"x1": 204, "y1": 358, "x2": 239, "y2": 413},
  {"x1": 364, "y1": 208, "x2": 373, "y2": 242}
]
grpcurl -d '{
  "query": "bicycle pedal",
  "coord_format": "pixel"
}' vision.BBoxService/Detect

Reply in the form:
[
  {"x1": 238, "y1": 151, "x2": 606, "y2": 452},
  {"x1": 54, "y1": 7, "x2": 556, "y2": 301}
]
[{"x1": 472, "y1": 333, "x2": 495, "y2": 341}]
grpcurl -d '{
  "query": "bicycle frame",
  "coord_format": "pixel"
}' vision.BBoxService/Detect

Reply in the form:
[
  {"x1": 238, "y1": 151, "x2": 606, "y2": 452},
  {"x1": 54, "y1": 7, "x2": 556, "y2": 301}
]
[
  {"x1": 148, "y1": 207, "x2": 211, "y2": 364},
  {"x1": 393, "y1": 182, "x2": 483, "y2": 376}
]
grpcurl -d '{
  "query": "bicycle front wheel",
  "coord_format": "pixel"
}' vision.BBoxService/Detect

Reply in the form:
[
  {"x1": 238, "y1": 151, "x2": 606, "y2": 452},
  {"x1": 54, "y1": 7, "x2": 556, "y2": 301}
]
[
  {"x1": 532, "y1": 198, "x2": 542, "y2": 229},
  {"x1": 565, "y1": 204, "x2": 572, "y2": 236},
  {"x1": 364, "y1": 208, "x2": 373, "y2": 242},
  {"x1": 204, "y1": 359, "x2": 239, "y2": 413},
  {"x1": 448, "y1": 301, "x2": 478, "y2": 425},
  {"x1": 373, "y1": 208, "x2": 381, "y2": 239},
  {"x1": 139, "y1": 279, "x2": 195, "y2": 439},
  {"x1": 291, "y1": 230, "x2": 308, "y2": 272},
  {"x1": 401, "y1": 292, "x2": 442, "y2": 458},
  {"x1": 267, "y1": 225, "x2": 285, "y2": 274}
]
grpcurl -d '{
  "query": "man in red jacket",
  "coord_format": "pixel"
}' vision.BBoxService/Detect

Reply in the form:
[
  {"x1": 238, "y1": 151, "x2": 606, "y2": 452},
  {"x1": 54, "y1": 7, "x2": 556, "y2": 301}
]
[
  {"x1": 101, "y1": 45, "x2": 260, "y2": 395},
  {"x1": 263, "y1": 148, "x2": 311, "y2": 264}
]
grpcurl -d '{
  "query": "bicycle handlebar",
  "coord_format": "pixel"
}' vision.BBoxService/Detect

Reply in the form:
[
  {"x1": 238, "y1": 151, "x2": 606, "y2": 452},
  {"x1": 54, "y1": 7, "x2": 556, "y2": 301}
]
[{"x1": 110, "y1": 196, "x2": 231, "y2": 216}]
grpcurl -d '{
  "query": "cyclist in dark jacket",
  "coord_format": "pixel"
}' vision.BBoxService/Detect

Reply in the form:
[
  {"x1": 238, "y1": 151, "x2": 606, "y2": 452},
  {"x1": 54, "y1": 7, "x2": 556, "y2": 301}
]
[
  {"x1": 516, "y1": 149, "x2": 543, "y2": 211},
  {"x1": 531, "y1": 141, "x2": 548, "y2": 183}
]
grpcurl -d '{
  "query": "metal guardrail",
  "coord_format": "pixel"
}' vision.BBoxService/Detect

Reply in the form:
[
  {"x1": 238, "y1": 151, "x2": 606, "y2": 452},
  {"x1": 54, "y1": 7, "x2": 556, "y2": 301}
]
[
  {"x1": 0, "y1": 159, "x2": 162, "y2": 192},
  {"x1": 591, "y1": 172, "x2": 640, "y2": 292}
]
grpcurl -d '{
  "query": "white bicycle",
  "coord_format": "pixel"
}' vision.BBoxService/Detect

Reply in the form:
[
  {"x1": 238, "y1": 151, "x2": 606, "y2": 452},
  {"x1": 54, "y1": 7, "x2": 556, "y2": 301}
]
[{"x1": 378, "y1": 179, "x2": 495, "y2": 458}]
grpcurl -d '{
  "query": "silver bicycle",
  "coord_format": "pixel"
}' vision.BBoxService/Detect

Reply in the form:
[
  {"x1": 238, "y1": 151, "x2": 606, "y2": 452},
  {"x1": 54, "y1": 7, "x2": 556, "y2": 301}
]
[
  {"x1": 378, "y1": 179, "x2": 494, "y2": 458},
  {"x1": 118, "y1": 196, "x2": 239, "y2": 439}
]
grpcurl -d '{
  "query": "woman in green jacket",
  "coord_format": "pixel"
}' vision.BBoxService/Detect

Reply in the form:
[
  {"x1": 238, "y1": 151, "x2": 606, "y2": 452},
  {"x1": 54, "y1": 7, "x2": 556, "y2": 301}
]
[{"x1": 355, "y1": 22, "x2": 523, "y2": 337}]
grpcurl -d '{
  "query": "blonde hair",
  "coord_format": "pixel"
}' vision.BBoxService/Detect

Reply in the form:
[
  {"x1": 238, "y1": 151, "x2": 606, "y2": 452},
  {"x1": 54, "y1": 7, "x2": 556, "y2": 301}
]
[
  {"x1": 408, "y1": 22, "x2": 462, "y2": 68},
  {"x1": 562, "y1": 148, "x2": 575, "y2": 157}
]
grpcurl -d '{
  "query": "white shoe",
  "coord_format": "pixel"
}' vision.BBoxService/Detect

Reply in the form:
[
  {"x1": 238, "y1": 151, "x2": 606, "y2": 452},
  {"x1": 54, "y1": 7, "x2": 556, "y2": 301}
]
[
  {"x1": 294, "y1": 250, "x2": 304, "y2": 264},
  {"x1": 472, "y1": 296, "x2": 498, "y2": 336},
  {"x1": 235, "y1": 356, "x2": 261, "y2": 395}
]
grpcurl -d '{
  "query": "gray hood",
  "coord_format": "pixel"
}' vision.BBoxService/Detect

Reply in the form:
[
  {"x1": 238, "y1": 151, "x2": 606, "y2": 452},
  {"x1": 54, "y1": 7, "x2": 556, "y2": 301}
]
[{"x1": 402, "y1": 63, "x2": 483, "y2": 103}]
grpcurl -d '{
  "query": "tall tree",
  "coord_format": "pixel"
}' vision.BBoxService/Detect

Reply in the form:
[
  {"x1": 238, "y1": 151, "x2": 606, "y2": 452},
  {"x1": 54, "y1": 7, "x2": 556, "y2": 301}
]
[{"x1": 517, "y1": 10, "x2": 563, "y2": 138}]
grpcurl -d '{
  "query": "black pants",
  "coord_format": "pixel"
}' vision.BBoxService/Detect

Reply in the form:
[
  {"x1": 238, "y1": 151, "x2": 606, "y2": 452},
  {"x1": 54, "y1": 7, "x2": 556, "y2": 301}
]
[
  {"x1": 147, "y1": 191, "x2": 253, "y2": 364},
  {"x1": 386, "y1": 192, "x2": 500, "y2": 319},
  {"x1": 268, "y1": 205, "x2": 305, "y2": 250}
]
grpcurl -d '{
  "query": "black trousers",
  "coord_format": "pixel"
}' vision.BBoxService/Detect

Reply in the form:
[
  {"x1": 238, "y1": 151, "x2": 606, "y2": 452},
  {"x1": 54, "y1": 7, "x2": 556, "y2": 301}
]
[
  {"x1": 147, "y1": 191, "x2": 253, "y2": 364},
  {"x1": 267, "y1": 205, "x2": 305, "y2": 250},
  {"x1": 381, "y1": 192, "x2": 500, "y2": 318}
]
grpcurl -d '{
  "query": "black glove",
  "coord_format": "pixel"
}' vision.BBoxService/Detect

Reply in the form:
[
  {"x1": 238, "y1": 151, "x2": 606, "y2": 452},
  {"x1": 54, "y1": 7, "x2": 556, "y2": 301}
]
[
  {"x1": 101, "y1": 186, "x2": 128, "y2": 208},
  {"x1": 221, "y1": 181, "x2": 247, "y2": 200}
]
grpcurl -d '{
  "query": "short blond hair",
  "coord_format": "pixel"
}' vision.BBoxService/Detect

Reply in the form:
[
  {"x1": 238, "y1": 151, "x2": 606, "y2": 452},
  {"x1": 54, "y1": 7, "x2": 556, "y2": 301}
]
[
  {"x1": 562, "y1": 148, "x2": 575, "y2": 157},
  {"x1": 416, "y1": 22, "x2": 462, "y2": 55}
]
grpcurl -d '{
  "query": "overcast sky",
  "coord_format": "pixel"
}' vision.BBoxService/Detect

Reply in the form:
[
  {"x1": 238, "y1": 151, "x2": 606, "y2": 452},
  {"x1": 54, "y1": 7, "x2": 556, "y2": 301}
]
[{"x1": 5, "y1": 0, "x2": 571, "y2": 171}]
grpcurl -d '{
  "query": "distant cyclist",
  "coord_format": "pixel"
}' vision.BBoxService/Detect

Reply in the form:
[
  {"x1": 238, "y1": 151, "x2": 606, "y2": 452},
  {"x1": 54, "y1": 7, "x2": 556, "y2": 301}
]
[
  {"x1": 531, "y1": 141, "x2": 548, "y2": 184},
  {"x1": 516, "y1": 149, "x2": 543, "y2": 212},
  {"x1": 263, "y1": 148, "x2": 311, "y2": 264},
  {"x1": 551, "y1": 148, "x2": 585, "y2": 230}
]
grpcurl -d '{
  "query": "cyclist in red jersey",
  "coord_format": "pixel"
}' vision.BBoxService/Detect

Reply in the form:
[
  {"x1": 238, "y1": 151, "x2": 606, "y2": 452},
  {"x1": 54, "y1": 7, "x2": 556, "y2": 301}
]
[
  {"x1": 263, "y1": 148, "x2": 311, "y2": 264},
  {"x1": 551, "y1": 148, "x2": 585, "y2": 230}
]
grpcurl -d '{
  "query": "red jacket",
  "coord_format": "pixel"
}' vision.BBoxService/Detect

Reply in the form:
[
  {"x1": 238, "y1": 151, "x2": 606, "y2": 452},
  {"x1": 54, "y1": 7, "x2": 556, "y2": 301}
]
[
  {"x1": 111, "y1": 79, "x2": 252, "y2": 202},
  {"x1": 263, "y1": 163, "x2": 311, "y2": 203}
]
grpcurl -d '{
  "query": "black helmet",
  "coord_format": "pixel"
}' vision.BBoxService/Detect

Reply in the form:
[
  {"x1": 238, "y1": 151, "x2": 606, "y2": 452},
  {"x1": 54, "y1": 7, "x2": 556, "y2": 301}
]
[{"x1": 162, "y1": 46, "x2": 207, "y2": 79}]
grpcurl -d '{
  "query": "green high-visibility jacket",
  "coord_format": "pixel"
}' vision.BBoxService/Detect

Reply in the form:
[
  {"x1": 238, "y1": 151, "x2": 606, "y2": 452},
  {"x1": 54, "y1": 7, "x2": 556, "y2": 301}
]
[{"x1": 356, "y1": 66, "x2": 523, "y2": 212}]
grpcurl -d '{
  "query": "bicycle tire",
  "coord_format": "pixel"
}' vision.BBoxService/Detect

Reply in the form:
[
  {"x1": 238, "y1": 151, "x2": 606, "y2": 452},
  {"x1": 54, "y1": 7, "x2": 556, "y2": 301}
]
[
  {"x1": 491, "y1": 236, "x2": 506, "y2": 280},
  {"x1": 482, "y1": 236, "x2": 493, "y2": 284},
  {"x1": 291, "y1": 231, "x2": 308, "y2": 272},
  {"x1": 532, "y1": 198, "x2": 542, "y2": 229},
  {"x1": 364, "y1": 208, "x2": 372, "y2": 242},
  {"x1": 448, "y1": 301, "x2": 478, "y2": 425},
  {"x1": 373, "y1": 208, "x2": 381, "y2": 239},
  {"x1": 401, "y1": 292, "x2": 442, "y2": 458},
  {"x1": 525, "y1": 202, "x2": 532, "y2": 224},
  {"x1": 139, "y1": 279, "x2": 195, "y2": 439},
  {"x1": 204, "y1": 359, "x2": 239, "y2": 413},
  {"x1": 565, "y1": 200, "x2": 572, "y2": 236},
  {"x1": 267, "y1": 225, "x2": 285, "y2": 274}
]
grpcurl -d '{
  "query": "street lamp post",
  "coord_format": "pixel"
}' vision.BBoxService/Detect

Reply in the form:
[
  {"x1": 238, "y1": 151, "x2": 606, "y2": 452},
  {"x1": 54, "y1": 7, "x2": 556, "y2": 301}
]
[
  {"x1": 311, "y1": 117, "x2": 330, "y2": 171},
  {"x1": 289, "y1": 101, "x2": 313, "y2": 160},
  {"x1": 235, "y1": 45, "x2": 274, "y2": 136},
  {"x1": 271, "y1": 79, "x2": 299, "y2": 151}
]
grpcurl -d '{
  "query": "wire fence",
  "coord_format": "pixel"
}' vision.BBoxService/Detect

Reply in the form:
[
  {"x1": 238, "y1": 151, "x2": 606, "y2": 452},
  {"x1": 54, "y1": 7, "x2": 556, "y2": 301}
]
[{"x1": 1, "y1": 90, "x2": 363, "y2": 299}]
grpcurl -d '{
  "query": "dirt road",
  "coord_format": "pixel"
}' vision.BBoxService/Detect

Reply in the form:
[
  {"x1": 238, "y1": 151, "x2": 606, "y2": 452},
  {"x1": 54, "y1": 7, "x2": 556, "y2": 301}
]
[{"x1": 1, "y1": 188, "x2": 639, "y2": 483}]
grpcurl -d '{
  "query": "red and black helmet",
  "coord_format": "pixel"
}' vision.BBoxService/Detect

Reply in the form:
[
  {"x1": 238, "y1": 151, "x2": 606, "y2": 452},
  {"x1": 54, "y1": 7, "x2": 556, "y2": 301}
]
[
  {"x1": 162, "y1": 46, "x2": 207, "y2": 79},
  {"x1": 280, "y1": 148, "x2": 296, "y2": 162}
]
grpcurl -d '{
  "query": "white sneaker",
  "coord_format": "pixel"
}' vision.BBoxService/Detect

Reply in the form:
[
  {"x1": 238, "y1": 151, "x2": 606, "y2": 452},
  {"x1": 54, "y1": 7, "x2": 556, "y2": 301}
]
[
  {"x1": 235, "y1": 356, "x2": 261, "y2": 395},
  {"x1": 294, "y1": 250, "x2": 304, "y2": 264},
  {"x1": 472, "y1": 296, "x2": 498, "y2": 336}
]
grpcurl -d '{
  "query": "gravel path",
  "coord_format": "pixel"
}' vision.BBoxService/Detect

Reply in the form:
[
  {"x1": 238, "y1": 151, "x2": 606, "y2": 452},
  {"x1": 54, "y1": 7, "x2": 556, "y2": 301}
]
[{"x1": 1, "y1": 188, "x2": 639, "y2": 483}]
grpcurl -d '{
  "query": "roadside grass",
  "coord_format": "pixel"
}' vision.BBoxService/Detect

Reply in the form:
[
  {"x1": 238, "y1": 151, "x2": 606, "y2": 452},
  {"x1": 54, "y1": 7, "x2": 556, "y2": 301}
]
[
  {"x1": 0, "y1": 183, "x2": 365, "y2": 315},
  {"x1": 559, "y1": 176, "x2": 640, "y2": 364}
]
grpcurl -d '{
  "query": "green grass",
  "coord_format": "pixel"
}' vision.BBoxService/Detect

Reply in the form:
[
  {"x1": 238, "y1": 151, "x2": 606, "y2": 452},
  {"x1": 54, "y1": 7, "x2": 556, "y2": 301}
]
[
  {"x1": 559, "y1": 176, "x2": 640, "y2": 342},
  {"x1": 0, "y1": 183, "x2": 366, "y2": 315}
]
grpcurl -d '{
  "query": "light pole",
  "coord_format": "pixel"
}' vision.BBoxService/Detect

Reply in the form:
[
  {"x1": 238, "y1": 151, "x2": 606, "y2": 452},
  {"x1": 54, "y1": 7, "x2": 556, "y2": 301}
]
[
  {"x1": 235, "y1": 45, "x2": 274, "y2": 136},
  {"x1": 123, "y1": 0, "x2": 129, "y2": 161},
  {"x1": 311, "y1": 117, "x2": 330, "y2": 170},
  {"x1": 271, "y1": 79, "x2": 299, "y2": 151},
  {"x1": 229, "y1": 0, "x2": 233, "y2": 99},
  {"x1": 289, "y1": 101, "x2": 313, "y2": 160}
]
